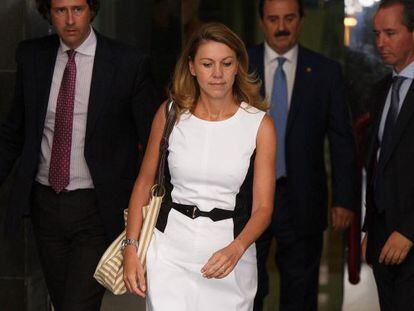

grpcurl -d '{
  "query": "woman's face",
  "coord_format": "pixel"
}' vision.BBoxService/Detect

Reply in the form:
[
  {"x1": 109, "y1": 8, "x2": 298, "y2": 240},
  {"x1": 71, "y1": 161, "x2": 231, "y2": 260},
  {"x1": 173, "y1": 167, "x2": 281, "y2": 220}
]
[{"x1": 189, "y1": 40, "x2": 238, "y2": 101}]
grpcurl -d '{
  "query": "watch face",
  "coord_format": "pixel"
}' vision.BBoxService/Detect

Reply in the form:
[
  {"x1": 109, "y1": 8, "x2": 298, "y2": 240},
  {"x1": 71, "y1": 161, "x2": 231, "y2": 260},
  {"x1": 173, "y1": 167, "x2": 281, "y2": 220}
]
[
  {"x1": 121, "y1": 239, "x2": 137, "y2": 251},
  {"x1": 121, "y1": 239, "x2": 130, "y2": 250}
]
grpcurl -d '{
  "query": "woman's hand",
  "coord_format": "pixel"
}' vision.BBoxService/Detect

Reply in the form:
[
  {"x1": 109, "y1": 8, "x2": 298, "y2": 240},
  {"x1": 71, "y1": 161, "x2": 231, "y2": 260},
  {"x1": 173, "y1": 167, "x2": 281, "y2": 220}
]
[
  {"x1": 123, "y1": 246, "x2": 146, "y2": 297},
  {"x1": 201, "y1": 239, "x2": 245, "y2": 279}
]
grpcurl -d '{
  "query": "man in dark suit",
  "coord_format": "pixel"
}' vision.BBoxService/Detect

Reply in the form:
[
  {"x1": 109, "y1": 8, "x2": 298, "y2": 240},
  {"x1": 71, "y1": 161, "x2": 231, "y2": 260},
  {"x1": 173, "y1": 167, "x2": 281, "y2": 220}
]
[
  {"x1": 362, "y1": 0, "x2": 414, "y2": 310},
  {"x1": 0, "y1": 0, "x2": 156, "y2": 310},
  {"x1": 248, "y1": 0, "x2": 356, "y2": 310}
]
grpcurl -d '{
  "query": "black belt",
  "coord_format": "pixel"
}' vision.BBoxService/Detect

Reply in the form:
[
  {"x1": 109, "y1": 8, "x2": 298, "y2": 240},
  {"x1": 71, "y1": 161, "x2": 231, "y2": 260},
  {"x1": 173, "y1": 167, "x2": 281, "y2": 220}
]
[
  {"x1": 170, "y1": 202, "x2": 234, "y2": 221},
  {"x1": 33, "y1": 181, "x2": 94, "y2": 195}
]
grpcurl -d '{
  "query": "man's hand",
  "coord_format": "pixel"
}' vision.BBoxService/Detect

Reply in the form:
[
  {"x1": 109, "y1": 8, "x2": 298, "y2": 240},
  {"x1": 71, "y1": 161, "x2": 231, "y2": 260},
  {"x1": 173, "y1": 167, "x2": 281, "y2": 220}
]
[
  {"x1": 332, "y1": 206, "x2": 354, "y2": 231},
  {"x1": 379, "y1": 231, "x2": 413, "y2": 265}
]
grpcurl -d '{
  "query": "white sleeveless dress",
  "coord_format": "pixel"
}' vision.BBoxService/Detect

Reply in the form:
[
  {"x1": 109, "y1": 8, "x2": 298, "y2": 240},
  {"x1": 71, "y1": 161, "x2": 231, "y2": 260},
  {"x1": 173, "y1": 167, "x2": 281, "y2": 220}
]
[{"x1": 146, "y1": 102, "x2": 265, "y2": 311}]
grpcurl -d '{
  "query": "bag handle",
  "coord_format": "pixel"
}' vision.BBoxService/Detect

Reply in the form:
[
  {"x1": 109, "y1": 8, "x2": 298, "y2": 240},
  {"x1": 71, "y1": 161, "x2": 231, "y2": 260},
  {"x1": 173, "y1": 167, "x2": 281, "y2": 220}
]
[{"x1": 154, "y1": 99, "x2": 176, "y2": 196}]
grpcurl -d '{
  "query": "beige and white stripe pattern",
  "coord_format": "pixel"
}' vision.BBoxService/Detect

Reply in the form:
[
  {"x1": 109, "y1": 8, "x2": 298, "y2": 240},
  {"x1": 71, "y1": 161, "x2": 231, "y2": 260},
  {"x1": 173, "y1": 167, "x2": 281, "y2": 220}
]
[
  {"x1": 94, "y1": 102, "x2": 176, "y2": 295},
  {"x1": 94, "y1": 193, "x2": 164, "y2": 295}
]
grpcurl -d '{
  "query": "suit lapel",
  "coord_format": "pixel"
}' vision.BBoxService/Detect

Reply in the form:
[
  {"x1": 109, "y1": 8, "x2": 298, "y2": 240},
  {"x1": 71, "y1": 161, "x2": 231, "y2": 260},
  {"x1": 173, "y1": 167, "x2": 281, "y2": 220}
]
[
  {"x1": 85, "y1": 33, "x2": 114, "y2": 143},
  {"x1": 379, "y1": 79, "x2": 414, "y2": 167},
  {"x1": 36, "y1": 36, "x2": 59, "y2": 138},
  {"x1": 286, "y1": 46, "x2": 309, "y2": 136},
  {"x1": 365, "y1": 76, "x2": 391, "y2": 167}
]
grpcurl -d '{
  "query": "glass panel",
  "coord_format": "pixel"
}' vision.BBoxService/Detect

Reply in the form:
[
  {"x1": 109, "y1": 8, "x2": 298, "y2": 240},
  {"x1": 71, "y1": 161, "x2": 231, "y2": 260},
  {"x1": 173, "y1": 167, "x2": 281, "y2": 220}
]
[
  {"x1": 95, "y1": 0, "x2": 182, "y2": 95},
  {"x1": 344, "y1": 0, "x2": 388, "y2": 116}
]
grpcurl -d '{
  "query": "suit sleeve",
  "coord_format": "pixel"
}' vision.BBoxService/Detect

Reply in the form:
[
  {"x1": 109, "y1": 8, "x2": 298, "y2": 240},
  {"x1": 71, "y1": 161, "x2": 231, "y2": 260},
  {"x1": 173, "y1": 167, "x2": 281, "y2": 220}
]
[
  {"x1": 130, "y1": 54, "x2": 159, "y2": 151},
  {"x1": 0, "y1": 43, "x2": 26, "y2": 184},
  {"x1": 327, "y1": 62, "x2": 357, "y2": 211},
  {"x1": 397, "y1": 210, "x2": 414, "y2": 241},
  {"x1": 362, "y1": 99, "x2": 377, "y2": 233}
]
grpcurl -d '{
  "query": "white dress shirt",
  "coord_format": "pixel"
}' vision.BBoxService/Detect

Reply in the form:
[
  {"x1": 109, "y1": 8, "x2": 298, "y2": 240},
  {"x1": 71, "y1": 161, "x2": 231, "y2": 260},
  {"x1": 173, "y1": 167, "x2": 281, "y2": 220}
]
[
  {"x1": 36, "y1": 27, "x2": 96, "y2": 190},
  {"x1": 264, "y1": 42, "x2": 298, "y2": 107}
]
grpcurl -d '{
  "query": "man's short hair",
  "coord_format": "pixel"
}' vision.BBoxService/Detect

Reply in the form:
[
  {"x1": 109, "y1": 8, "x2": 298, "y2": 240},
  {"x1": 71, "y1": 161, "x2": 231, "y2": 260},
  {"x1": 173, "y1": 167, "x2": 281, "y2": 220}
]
[
  {"x1": 35, "y1": 0, "x2": 100, "y2": 22},
  {"x1": 379, "y1": 0, "x2": 414, "y2": 32},
  {"x1": 258, "y1": 0, "x2": 304, "y2": 19}
]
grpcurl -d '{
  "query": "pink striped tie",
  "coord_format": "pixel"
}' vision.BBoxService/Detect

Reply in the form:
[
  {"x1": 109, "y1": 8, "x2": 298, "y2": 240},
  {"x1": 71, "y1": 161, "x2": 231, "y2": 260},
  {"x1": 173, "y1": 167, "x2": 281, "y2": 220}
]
[{"x1": 49, "y1": 50, "x2": 76, "y2": 193}]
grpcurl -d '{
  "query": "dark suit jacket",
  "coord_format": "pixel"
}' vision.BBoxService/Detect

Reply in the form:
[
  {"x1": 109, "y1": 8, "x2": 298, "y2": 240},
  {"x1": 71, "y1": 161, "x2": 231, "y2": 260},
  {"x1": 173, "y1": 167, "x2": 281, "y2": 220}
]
[
  {"x1": 364, "y1": 75, "x2": 414, "y2": 242},
  {"x1": 0, "y1": 32, "x2": 157, "y2": 241},
  {"x1": 248, "y1": 44, "x2": 356, "y2": 235}
]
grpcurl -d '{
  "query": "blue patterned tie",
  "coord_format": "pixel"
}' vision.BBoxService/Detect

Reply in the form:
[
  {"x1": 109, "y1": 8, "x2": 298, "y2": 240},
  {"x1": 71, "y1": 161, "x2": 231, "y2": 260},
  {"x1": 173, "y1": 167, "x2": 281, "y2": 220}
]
[{"x1": 270, "y1": 57, "x2": 288, "y2": 178}]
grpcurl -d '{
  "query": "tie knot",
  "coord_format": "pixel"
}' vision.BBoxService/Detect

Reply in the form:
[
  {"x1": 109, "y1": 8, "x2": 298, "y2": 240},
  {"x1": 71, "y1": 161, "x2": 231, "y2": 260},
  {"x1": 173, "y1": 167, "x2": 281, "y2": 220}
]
[
  {"x1": 277, "y1": 57, "x2": 287, "y2": 67},
  {"x1": 67, "y1": 50, "x2": 76, "y2": 60},
  {"x1": 392, "y1": 75, "x2": 406, "y2": 89}
]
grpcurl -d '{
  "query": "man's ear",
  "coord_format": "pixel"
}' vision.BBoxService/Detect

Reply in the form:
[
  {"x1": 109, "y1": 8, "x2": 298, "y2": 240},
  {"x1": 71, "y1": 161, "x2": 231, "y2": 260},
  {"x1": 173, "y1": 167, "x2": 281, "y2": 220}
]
[
  {"x1": 45, "y1": 10, "x2": 52, "y2": 24},
  {"x1": 259, "y1": 18, "x2": 264, "y2": 32},
  {"x1": 90, "y1": 9, "x2": 97, "y2": 21},
  {"x1": 298, "y1": 15, "x2": 305, "y2": 31}
]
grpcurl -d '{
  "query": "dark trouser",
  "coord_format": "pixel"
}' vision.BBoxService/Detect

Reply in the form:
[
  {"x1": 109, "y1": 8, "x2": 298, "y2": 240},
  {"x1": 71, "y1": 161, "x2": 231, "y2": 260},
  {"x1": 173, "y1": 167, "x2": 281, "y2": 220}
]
[
  {"x1": 31, "y1": 183, "x2": 107, "y2": 311},
  {"x1": 254, "y1": 178, "x2": 323, "y2": 311},
  {"x1": 367, "y1": 212, "x2": 414, "y2": 311}
]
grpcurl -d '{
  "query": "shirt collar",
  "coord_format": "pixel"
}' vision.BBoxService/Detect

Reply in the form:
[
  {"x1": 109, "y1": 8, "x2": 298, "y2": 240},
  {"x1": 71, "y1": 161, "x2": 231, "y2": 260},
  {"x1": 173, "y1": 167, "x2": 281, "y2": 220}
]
[
  {"x1": 59, "y1": 27, "x2": 97, "y2": 57},
  {"x1": 264, "y1": 42, "x2": 298, "y2": 65},
  {"x1": 393, "y1": 60, "x2": 414, "y2": 80}
]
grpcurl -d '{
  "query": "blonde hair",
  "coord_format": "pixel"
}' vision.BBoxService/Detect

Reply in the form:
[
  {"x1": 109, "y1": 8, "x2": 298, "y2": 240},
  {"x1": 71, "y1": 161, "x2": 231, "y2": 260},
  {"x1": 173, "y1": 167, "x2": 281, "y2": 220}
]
[{"x1": 170, "y1": 22, "x2": 268, "y2": 117}]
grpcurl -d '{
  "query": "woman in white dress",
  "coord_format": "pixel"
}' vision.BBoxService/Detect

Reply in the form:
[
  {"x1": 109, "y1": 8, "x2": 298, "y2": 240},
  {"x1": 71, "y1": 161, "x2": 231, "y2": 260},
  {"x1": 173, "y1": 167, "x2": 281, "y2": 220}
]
[{"x1": 123, "y1": 22, "x2": 276, "y2": 311}]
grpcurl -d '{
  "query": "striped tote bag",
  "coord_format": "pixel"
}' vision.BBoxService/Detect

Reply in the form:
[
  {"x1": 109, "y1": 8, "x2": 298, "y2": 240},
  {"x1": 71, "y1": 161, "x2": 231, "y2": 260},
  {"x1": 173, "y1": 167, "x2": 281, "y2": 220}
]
[
  {"x1": 93, "y1": 100, "x2": 176, "y2": 294},
  {"x1": 93, "y1": 189, "x2": 164, "y2": 295}
]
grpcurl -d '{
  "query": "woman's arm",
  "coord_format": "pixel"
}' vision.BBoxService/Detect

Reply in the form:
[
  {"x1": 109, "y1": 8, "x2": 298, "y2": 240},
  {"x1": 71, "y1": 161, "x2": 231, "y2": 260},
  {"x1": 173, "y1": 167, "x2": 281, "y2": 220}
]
[
  {"x1": 123, "y1": 101, "x2": 168, "y2": 296},
  {"x1": 236, "y1": 114, "x2": 276, "y2": 249},
  {"x1": 202, "y1": 114, "x2": 276, "y2": 279}
]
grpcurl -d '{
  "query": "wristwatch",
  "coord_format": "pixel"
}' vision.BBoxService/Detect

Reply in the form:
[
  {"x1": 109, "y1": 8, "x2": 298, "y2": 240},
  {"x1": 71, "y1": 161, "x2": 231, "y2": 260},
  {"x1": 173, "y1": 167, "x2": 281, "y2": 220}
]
[{"x1": 120, "y1": 238, "x2": 138, "y2": 251}]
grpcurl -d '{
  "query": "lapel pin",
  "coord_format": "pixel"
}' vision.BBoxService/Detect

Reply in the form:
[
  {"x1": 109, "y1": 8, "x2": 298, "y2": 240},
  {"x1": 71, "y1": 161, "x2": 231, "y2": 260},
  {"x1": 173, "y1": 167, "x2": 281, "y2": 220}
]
[{"x1": 306, "y1": 67, "x2": 312, "y2": 73}]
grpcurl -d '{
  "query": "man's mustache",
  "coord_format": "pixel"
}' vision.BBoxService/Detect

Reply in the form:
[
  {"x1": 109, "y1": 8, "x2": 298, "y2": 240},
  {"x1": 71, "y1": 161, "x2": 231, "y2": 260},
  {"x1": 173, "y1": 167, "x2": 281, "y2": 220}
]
[{"x1": 274, "y1": 30, "x2": 291, "y2": 37}]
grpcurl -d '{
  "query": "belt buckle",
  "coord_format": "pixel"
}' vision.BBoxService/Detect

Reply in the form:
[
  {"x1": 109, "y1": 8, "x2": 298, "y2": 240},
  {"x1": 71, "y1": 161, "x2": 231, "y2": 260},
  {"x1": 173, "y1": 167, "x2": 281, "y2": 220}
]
[{"x1": 192, "y1": 206, "x2": 197, "y2": 219}]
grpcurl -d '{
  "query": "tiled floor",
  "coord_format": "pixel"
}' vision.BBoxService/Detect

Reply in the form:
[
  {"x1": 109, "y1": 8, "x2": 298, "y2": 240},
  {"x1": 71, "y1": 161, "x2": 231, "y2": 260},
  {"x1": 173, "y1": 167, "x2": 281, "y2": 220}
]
[
  {"x1": 101, "y1": 292, "x2": 144, "y2": 310},
  {"x1": 343, "y1": 264, "x2": 380, "y2": 311}
]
